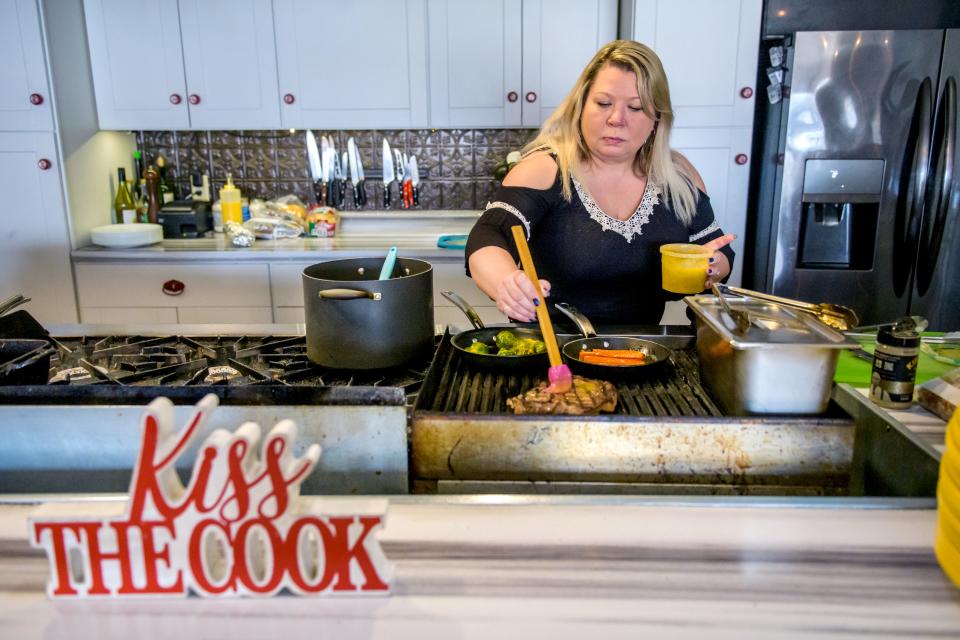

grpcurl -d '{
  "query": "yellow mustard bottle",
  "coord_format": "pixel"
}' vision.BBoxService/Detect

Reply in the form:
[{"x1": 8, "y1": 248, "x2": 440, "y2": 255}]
[{"x1": 219, "y1": 173, "x2": 243, "y2": 225}]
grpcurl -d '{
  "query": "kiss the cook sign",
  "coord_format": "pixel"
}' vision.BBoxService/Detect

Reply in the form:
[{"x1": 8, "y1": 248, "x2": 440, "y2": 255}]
[{"x1": 29, "y1": 394, "x2": 391, "y2": 598}]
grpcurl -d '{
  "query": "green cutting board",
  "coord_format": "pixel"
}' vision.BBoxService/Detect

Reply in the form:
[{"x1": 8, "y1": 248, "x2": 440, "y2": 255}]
[{"x1": 834, "y1": 335, "x2": 955, "y2": 387}]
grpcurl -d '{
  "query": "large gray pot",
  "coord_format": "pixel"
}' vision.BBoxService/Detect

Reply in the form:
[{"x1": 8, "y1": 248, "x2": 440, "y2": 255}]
[{"x1": 302, "y1": 257, "x2": 434, "y2": 369}]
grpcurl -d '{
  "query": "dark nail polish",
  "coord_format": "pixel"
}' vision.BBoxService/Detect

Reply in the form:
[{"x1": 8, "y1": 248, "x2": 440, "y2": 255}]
[
  {"x1": 533, "y1": 298, "x2": 540, "y2": 306},
  {"x1": 707, "y1": 268, "x2": 714, "y2": 275},
  {"x1": 708, "y1": 257, "x2": 716, "y2": 264}
]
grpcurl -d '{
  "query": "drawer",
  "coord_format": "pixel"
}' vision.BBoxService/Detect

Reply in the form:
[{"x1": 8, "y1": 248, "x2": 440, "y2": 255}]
[
  {"x1": 178, "y1": 307, "x2": 273, "y2": 324},
  {"x1": 273, "y1": 307, "x2": 305, "y2": 324},
  {"x1": 75, "y1": 263, "x2": 271, "y2": 308},
  {"x1": 80, "y1": 307, "x2": 179, "y2": 324},
  {"x1": 269, "y1": 263, "x2": 313, "y2": 307}
]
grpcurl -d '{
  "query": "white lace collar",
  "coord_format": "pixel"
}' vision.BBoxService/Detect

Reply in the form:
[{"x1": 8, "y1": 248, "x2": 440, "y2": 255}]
[{"x1": 572, "y1": 177, "x2": 661, "y2": 243}]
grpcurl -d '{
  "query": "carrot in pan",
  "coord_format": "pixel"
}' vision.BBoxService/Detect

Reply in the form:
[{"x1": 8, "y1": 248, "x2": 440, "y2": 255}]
[
  {"x1": 579, "y1": 349, "x2": 646, "y2": 360},
  {"x1": 579, "y1": 352, "x2": 647, "y2": 366}
]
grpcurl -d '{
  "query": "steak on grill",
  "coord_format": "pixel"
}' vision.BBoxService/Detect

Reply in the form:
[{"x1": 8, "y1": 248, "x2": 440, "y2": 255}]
[{"x1": 506, "y1": 375, "x2": 618, "y2": 415}]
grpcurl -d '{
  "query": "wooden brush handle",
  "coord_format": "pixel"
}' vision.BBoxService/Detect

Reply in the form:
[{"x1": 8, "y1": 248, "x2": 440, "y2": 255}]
[{"x1": 510, "y1": 226, "x2": 563, "y2": 367}]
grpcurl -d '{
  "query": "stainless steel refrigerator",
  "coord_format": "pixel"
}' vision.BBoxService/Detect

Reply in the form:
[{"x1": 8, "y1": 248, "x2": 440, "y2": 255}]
[{"x1": 756, "y1": 29, "x2": 959, "y2": 330}]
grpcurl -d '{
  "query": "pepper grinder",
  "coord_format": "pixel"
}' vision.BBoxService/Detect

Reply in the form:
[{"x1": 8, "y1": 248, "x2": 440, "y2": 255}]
[{"x1": 144, "y1": 165, "x2": 161, "y2": 224}]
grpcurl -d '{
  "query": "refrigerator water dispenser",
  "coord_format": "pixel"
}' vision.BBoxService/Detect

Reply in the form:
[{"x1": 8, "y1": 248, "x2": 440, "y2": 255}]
[{"x1": 798, "y1": 159, "x2": 884, "y2": 269}]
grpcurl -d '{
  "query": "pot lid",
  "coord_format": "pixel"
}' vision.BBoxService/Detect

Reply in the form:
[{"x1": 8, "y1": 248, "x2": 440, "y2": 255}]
[{"x1": 684, "y1": 295, "x2": 856, "y2": 349}]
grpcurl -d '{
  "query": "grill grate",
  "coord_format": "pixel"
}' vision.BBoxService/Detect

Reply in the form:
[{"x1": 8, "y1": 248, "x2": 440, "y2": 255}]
[{"x1": 416, "y1": 332, "x2": 722, "y2": 417}]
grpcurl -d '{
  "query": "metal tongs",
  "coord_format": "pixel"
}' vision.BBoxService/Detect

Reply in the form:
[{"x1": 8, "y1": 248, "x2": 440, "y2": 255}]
[
  {"x1": 715, "y1": 284, "x2": 859, "y2": 331},
  {"x1": 712, "y1": 284, "x2": 751, "y2": 334}
]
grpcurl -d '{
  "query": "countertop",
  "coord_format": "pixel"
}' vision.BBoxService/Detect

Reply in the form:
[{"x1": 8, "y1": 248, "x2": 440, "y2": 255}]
[
  {"x1": 72, "y1": 211, "x2": 478, "y2": 261},
  {"x1": 0, "y1": 495, "x2": 958, "y2": 638},
  {"x1": 72, "y1": 234, "x2": 467, "y2": 261}
]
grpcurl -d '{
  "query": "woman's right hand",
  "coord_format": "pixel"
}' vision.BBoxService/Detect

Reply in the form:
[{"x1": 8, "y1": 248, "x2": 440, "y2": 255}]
[{"x1": 496, "y1": 269, "x2": 551, "y2": 323}]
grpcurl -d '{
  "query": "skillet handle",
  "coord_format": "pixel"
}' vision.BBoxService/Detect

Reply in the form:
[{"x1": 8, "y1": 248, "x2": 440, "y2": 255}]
[
  {"x1": 318, "y1": 288, "x2": 382, "y2": 301},
  {"x1": 554, "y1": 303, "x2": 597, "y2": 338},
  {"x1": 440, "y1": 290, "x2": 485, "y2": 329}
]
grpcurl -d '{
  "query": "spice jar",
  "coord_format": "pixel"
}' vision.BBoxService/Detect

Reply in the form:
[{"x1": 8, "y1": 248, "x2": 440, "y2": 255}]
[{"x1": 869, "y1": 323, "x2": 921, "y2": 409}]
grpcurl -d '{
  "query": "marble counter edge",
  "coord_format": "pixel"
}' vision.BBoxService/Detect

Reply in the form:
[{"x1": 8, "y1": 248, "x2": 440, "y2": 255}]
[{"x1": 71, "y1": 237, "x2": 466, "y2": 261}]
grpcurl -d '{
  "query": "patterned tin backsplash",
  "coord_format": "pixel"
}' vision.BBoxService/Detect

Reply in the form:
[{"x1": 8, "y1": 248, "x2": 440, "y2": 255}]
[{"x1": 138, "y1": 129, "x2": 537, "y2": 210}]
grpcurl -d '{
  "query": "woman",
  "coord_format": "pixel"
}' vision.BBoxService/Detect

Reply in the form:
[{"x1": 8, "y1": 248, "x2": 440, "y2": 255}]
[{"x1": 466, "y1": 40, "x2": 735, "y2": 324}]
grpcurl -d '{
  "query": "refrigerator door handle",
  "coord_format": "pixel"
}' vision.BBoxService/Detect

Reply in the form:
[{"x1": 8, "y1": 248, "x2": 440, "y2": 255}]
[
  {"x1": 892, "y1": 77, "x2": 933, "y2": 298},
  {"x1": 916, "y1": 76, "x2": 957, "y2": 296}
]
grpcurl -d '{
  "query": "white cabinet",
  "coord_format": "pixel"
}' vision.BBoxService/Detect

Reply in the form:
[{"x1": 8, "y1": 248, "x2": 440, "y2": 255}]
[
  {"x1": 275, "y1": 0, "x2": 429, "y2": 129},
  {"x1": 84, "y1": 0, "x2": 281, "y2": 130},
  {"x1": 621, "y1": 0, "x2": 762, "y2": 287},
  {"x1": 75, "y1": 262, "x2": 272, "y2": 324},
  {"x1": 0, "y1": 132, "x2": 77, "y2": 323},
  {"x1": 623, "y1": 0, "x2": 761, "y2": 129},
  {"x1": 0, "y1": 0, "x2": 53, "y2": 131},
  {"x1": 429, "y1": 0, "x2": 616, "y2": 127},
  {"x1": 428, "y1": 0, "x2": 522, "y2": 128},
  {"x1": 521, "y1": 0, "x2": 618, "y2": 127}
]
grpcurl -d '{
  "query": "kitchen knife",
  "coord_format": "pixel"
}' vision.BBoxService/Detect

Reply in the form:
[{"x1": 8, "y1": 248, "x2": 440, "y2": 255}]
[
  {"x1": 382, "y1": 139, "x2": 394, "y2": 208},
  {"x1": 340, "y1": 151, "x2": 349, "y2": 206},
  {"x1": 394, "y1": 148, "x2": 406, "y2": 209},
  {"x1": 355, "y1": 140, "x2": 367, "y2": 206},
  {"x1": 409, "y1": 155, "x2": 420, "y2": 207},
  {"x1": 320, "y1": 135, "x2": 332, "y2": 206},
  {"x1": 330, "y1": 148, "x2": 342, "y2": 208},
  {"x1": 347, "y1": 138, "x2": 361, "y2": 208},
  {"x1": 305, "y1": 130, "x2": 323, "y2": 204}
]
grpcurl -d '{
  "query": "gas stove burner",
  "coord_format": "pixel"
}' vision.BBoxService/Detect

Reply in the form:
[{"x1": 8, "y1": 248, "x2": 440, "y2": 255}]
[
  {"x1": 203, "y1": 365, "x2": 243, "y2": 384},
  {"x1": 49, "y1": 366, "x2": 95, "y2": 384},
  {"x1": 38, "y1": 334, "x2": 436, "y2": 404}
]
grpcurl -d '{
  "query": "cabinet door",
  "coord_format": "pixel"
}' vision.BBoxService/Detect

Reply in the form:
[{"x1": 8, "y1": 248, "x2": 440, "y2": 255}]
[
  {"x1": 671, "y1": 127, "x2": 751, "y2": 286},
  {"x1": 0, "y1": 132, "x2": 77, "y2": 323},
  {"x1": 275, "y1": 0, "x2": 429, "y2": 129},
  {"x1": 428, "y1": 0, "x2": 522, "y2": 127},
  {"x1": 627, "y1": 0, "x2": 762, "y2": 128},
  {"x1": 84, "y1": 0, "x2": 189, "y2": 130},
  {"x1": 521, "y1": 0, "x2": 617, "y2": 127},
  {"x1": 0, "y1": 0, "x2": 53, "y2": 131},
  {"x1": 178, "y1": 0, "x2": 281, "y2": 129}
]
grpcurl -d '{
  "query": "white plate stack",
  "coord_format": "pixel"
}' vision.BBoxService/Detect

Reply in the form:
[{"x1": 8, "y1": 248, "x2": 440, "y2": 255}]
[{"x1": 90, "y1": 223, "x2": 163, "y2": 248}]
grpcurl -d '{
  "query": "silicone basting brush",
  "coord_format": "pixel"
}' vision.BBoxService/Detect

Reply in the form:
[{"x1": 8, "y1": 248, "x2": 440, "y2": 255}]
[{"x1": 510, "y1": 225, "x2": 572, "y2": 393}]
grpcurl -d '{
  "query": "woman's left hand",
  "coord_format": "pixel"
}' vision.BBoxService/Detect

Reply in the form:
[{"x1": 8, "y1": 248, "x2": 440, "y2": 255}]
[{"x1": 702, "y1": 234, "x2": 736, "y2": 288}]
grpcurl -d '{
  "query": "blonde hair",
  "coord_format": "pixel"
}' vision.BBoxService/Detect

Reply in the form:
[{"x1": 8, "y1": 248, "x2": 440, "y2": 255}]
[{"x1": 522, "y1": 39, "x2": 698, "y2": 226}]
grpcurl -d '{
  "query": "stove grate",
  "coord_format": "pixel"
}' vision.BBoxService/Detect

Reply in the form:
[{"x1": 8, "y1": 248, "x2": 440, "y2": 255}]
[{"x1": 415, "y1": 332, "x2": 722, "y2": 417}]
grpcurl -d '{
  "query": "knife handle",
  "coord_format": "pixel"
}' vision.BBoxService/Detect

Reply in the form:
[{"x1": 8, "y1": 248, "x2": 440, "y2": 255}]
[
  {"x1": 359, "y1": 181, "x2": 367, "y2": 207},
  {"x1": 412, "y1": 184, "x2": 419, "y2": 207},
  {"x1": 312, "y1": 180, "x2": 322, "y2": 206},
  {"x1": 320, "y1": 182, "x2": 329, "y2": 207},
  {"x1": 383, "y1": 182, "x2": 391, "y2": 208},
  {"x1": 339, "y1": 180, "x2": 347, "y2": 206}
]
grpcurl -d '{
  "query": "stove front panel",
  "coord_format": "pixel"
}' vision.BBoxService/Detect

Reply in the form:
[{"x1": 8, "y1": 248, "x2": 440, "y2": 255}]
[{"x1": 0, "y1": 403, "x2": 409, "y2": 495}]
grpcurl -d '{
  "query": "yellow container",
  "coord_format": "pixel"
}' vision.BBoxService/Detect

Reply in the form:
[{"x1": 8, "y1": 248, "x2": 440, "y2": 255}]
[
  {"x1": 660, "y1": 243, "x2": 712, "y2": 294},
  {"x1": 219, "y1": 173, "x2": 243, "y2": 225},
  {"x1": 935, "y1": 526, "x2": 960, "y2": 588}
]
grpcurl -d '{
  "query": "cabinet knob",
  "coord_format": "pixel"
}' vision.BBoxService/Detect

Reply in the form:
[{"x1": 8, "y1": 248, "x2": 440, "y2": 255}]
[
  {"x1": 507, "y1": 91, "x2": 518, "y2": 103},
  {"x1": 188, "y1": 94, "x2": 201, "y2": 105},
  {"x1": 169, "y1": 93, "x2": 182, "y2": 105},
  {"x1": 37, "y1": 158, "x2": 51, "y2": 170},
  {"x1": 525, "y1": 91, "x2": 537, "y2": 103},
  {"x1": 29, "y1": 93, "x2": 44, "y2": 105},
  {"x1": 162, "y1": 279, "x2": 185, "y2": 296},
  {"x1": 735, "y1": 153, "x2": 749, "y2": 165},
  {"x1": 283, "y1": 93, "x2": 296, "y2": 105},
  {"x1": 740, "y1": 86, "x2": 754, "y2": 99}
]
